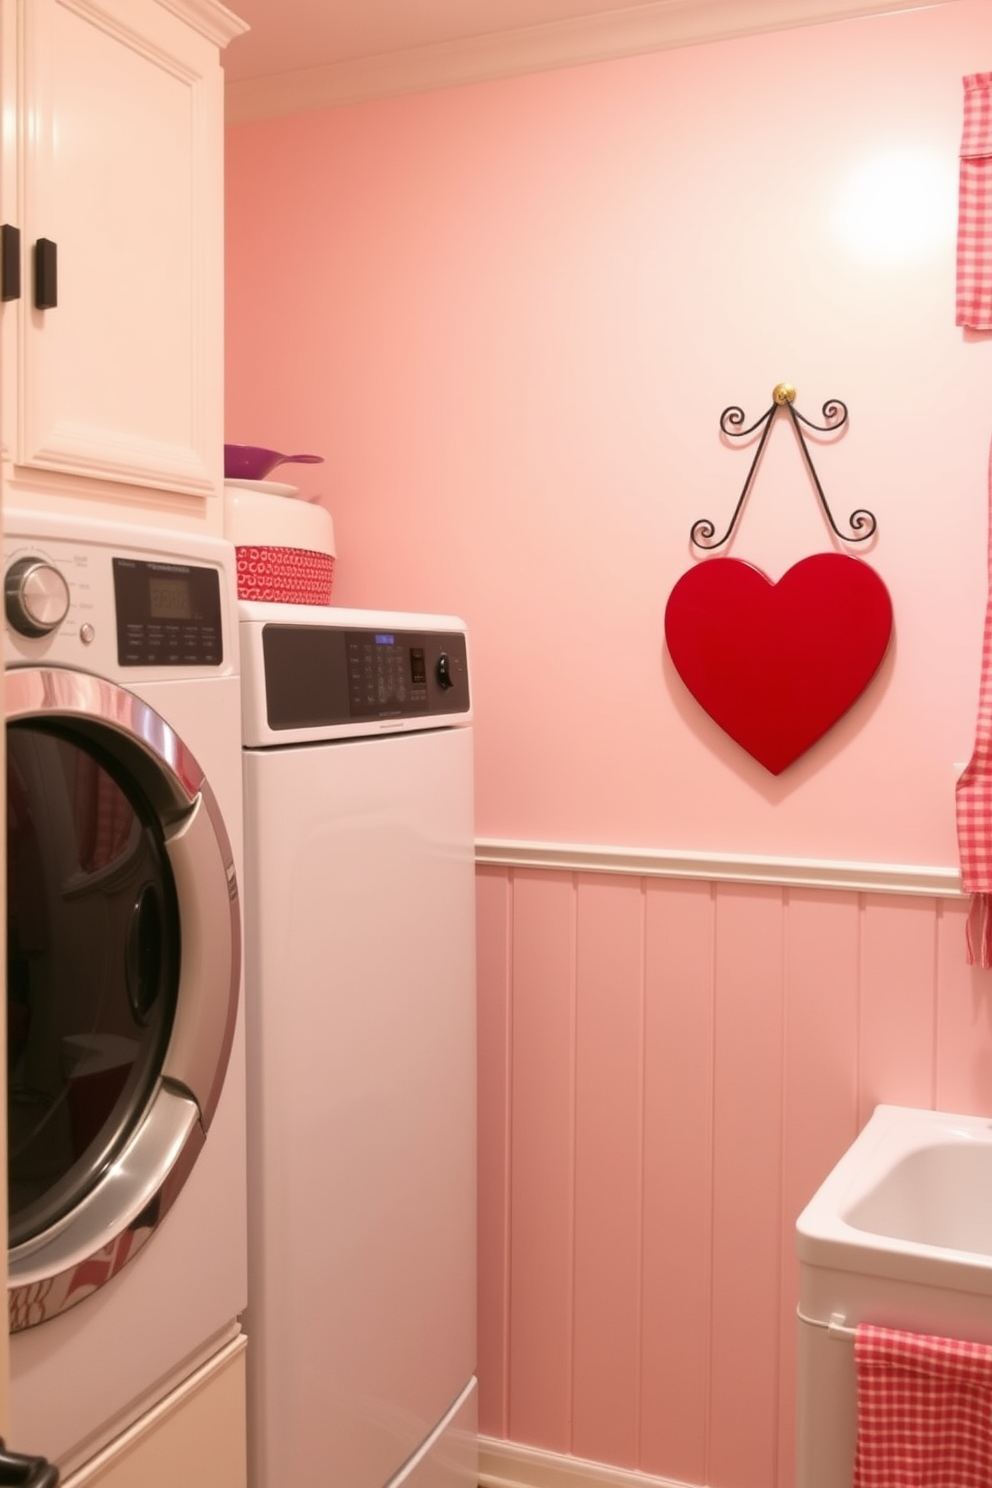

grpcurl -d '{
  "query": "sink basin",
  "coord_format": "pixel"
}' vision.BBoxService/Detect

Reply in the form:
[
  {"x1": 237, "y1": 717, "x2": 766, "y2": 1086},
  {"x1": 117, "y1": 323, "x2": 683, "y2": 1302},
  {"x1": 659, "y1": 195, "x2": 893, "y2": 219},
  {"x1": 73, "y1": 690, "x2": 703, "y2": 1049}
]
[
  {"x1": 844, "y1": 1137, "x2": 992, "y2": 1253},
  {"x1": 795, "y1": 1105, "x2": 992, "y2": 1488},
  {"x1": 797, "y1": 1104, "x2": 992, "y2": 1295}
]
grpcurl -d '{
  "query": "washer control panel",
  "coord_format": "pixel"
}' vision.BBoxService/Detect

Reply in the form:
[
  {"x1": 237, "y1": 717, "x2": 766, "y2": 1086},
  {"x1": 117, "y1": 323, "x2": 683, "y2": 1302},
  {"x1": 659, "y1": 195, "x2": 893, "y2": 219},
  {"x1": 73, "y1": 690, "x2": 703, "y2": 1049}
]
[
  {"x1": 3, "y1": 513, "x2": 231, "y2": 678},
  {"x1": 5, "y1": 557, "x2": 71, "y2": 638},
  {"x1": 112, "y1": 558, "x2": 223, "y2": 667}
]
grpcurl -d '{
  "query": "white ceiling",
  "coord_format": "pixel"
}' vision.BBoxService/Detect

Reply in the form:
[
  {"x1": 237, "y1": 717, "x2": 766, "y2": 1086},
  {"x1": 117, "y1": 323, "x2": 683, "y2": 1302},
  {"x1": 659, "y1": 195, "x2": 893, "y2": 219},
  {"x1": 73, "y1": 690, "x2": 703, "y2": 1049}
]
[
  {"x1": 220, "y1": 0, "x2": 961, "y2": 122},
  {"x1": 222, "y1": 0, "x2": 666, "y2": 83}
]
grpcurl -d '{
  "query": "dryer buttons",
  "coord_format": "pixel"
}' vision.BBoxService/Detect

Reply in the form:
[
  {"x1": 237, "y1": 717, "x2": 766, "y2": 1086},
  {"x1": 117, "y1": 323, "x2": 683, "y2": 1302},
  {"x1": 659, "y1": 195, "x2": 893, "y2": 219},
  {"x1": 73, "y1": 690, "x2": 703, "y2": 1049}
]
[{"x1": 5, "y1": 556, "x2": 71, "y2": 637}]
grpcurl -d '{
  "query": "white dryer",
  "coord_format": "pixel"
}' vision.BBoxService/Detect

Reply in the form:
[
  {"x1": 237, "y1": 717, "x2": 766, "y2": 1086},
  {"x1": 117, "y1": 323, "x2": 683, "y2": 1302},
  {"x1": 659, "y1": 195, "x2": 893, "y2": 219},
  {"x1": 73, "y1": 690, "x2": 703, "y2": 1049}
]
[
  {"x1": 239, "y1": 603, "x2": 478, "y2": 1488},
  {"x1": 3, "y1": 508, "x2": 247, "y2": 1477}
]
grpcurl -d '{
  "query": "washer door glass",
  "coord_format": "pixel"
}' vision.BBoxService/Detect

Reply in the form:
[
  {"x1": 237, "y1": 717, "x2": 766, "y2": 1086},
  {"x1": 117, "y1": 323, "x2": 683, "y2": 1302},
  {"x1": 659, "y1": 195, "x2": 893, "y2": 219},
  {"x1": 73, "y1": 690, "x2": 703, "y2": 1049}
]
[
  {"x1": 6, "y1": 669, "x2": 240, "y2": 1332},
  {"x1": 8, "y1": 724, "x2": 179, "y2": 1247}
]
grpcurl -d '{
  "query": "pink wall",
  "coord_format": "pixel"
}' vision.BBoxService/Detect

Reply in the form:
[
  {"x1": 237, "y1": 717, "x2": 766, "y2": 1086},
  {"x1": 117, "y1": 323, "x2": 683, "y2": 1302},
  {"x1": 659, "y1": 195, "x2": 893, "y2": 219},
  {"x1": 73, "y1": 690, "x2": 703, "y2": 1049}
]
[
  {"x1": 476, "y1": 870, "x2": 992, "y2": 1487},
  {"x1": 226, "y1": 0, "x2": 991, "y2": 870},
  {"x1": 226, "y1": 6, "x2": 992, "y2": 1485}
]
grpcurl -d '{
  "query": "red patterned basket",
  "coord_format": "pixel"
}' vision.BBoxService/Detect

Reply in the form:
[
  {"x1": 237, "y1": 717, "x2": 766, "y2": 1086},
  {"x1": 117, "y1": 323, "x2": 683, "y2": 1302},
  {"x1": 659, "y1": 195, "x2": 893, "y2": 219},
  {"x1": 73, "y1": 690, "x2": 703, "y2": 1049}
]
[{"x1": 235, "y1": 545, "x2": 335, "y2": 605}]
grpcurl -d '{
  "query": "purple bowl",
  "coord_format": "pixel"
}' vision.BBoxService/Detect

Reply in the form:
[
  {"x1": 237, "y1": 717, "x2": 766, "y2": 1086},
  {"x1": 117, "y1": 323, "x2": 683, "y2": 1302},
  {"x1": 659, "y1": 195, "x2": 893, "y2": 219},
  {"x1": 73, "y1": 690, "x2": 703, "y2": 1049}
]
[{"x1": 224, "y1": 444, "x2": 324, "y2": 481}]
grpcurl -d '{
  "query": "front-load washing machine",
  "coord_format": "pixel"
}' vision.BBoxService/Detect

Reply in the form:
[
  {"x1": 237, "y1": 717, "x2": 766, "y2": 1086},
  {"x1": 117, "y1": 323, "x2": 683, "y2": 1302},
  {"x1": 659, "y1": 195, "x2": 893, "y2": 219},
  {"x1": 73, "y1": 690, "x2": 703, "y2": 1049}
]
[{"x1": 3, "y1": 507, "x2": 247, "y2": 1476}]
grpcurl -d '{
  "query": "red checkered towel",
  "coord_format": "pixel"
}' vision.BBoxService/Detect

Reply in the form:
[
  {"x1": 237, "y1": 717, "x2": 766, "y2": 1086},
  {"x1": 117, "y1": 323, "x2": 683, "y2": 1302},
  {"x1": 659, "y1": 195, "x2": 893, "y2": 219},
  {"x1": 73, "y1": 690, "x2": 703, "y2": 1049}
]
[
  {"x1": 955, "y1": 72, "x2": 992, "y2": 961},
  {"x1": 956, "y1": 437, "x2": 992, "y2": 964},
  {"x1": 957, "y1": 72, "x2": 992, "y2": 331},
  {"x1": 854, "y1": 1324, "x2": 992, "y2": 1488}
]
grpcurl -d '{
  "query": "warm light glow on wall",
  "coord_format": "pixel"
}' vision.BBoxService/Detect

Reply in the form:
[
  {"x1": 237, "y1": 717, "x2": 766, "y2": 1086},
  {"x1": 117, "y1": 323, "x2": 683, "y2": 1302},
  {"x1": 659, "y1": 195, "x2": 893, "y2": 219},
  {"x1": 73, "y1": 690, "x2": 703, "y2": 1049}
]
[{"x1": 832, "y1": 149, "x2": 957, "y2": 262}]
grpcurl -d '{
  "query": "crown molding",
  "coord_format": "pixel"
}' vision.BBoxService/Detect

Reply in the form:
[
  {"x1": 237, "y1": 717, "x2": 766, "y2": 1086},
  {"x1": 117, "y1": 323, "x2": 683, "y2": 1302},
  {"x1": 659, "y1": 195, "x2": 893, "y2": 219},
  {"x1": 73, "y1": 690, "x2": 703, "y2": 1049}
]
[
  {"x1": 157, "y1": 0, "x2": 249, "y2": 49},
  {"x1": 224, "y1": 0, "x2": 963, "y2": 125}
]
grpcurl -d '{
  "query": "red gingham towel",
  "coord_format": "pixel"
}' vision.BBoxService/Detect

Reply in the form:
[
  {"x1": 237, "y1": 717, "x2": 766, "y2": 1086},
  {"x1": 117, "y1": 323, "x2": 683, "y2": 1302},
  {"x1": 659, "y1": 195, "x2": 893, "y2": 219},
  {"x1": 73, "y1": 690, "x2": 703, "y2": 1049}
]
[
  {"x1": 955, "y1": 72, "x2": 992, "y2": 962},
  {"x1": 854, "y1": 1324, "x2": 992, "y2": 1488},
  {"x1": 956, "y1": 437, "x2": 992, "y2": 964},
  {"x1": 957, "y1": 73, "x2": 992, "y2": 332}
]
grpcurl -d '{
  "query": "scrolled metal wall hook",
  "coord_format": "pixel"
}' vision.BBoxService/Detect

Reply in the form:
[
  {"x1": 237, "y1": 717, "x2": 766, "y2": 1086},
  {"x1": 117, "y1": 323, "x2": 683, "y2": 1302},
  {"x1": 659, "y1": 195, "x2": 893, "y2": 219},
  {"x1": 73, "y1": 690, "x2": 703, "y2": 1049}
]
[{"x1": 690, "y1": 383, "x2": 876, "y2": 551}]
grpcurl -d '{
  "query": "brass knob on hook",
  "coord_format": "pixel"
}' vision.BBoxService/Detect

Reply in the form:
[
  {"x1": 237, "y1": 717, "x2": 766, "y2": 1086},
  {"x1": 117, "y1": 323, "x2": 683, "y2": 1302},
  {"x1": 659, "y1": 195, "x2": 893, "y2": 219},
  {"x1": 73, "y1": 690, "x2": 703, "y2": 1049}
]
[{"x1": 773, "y1": 383, "x2": 796, "y2": 405}]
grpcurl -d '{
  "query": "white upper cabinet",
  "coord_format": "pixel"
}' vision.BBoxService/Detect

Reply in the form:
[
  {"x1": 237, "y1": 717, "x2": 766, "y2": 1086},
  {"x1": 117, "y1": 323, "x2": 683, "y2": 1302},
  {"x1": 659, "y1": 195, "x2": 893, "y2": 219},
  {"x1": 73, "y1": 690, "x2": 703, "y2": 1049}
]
[{"x1": 0, "y1": 0, "x2": 246, "y2": 512}]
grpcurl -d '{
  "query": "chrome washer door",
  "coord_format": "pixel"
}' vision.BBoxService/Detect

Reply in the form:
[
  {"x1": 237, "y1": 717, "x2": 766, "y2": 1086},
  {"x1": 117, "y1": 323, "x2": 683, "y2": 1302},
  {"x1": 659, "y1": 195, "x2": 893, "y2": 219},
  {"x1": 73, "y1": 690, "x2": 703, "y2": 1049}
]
[{"x1": 6, "y1": 667, "x2": 240, "y2": 1331}]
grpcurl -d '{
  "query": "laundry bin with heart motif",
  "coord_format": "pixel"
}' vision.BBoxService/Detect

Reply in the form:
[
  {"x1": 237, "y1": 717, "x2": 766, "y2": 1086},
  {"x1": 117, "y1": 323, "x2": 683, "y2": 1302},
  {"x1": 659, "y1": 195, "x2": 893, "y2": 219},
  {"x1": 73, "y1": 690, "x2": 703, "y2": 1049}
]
[{"x1": 223, "y1": 480, "x2": 335, "y2": 605}]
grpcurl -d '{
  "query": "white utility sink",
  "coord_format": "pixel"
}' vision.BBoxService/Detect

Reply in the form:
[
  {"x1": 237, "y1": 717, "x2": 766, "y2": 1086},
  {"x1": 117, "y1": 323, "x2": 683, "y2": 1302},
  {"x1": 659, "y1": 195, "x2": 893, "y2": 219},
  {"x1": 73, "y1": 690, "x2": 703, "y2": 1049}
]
[
  {"x1": 794, "y1": 1105, "x2": 992, "y2": 1488},
  {"x1": 843, "y1": 1129, "x2": 992, "y2": 1254},
  {"x1": 798, "y1": 1104, "x2": 992, "y2": 1287}
]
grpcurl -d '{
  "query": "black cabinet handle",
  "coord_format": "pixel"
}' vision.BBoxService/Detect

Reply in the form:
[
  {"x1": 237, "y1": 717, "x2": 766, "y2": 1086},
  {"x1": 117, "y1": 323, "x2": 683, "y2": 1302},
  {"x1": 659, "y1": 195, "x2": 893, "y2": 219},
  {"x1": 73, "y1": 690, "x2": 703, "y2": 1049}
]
[
  {"x1": 0, "y1": 1440, "x2": 59, "y2": 1487},
  {"x1": 34, "y1": 238, "x2": 57, "y2": 310},
  {"x1": 1, "y1": 224, "x2": 21, "y2": 302}
]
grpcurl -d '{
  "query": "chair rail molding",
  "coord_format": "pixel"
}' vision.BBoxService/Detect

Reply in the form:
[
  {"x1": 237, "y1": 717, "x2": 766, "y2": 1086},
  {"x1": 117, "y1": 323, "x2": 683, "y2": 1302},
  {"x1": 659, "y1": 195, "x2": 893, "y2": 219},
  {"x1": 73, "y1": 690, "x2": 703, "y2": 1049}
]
[{"x1": 475, "y1": 839, "x2": 964, "y2": 899}]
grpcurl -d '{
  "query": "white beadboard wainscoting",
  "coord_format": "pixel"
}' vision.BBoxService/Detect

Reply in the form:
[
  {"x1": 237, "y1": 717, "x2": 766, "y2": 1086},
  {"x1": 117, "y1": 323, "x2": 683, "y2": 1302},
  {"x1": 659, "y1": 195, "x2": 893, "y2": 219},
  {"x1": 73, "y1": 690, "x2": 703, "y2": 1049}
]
[{"x1": 475, "y1": 842, "x2": 985, "y2": 1488}]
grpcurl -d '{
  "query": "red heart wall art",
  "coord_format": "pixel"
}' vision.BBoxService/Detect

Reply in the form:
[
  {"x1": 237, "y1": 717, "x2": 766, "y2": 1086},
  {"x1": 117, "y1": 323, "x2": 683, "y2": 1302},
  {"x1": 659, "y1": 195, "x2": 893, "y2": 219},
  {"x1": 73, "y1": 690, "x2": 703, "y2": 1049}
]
[{"x1": 664, "y1": 552, "x2": 893, "y2": 775}]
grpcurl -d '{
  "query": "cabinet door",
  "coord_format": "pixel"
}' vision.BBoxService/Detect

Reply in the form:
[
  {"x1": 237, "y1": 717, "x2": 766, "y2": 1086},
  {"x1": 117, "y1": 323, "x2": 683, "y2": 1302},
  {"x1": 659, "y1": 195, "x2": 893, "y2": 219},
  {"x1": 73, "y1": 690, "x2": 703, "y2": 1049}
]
[{"x1": 4, "y1": 0, "x2": 226, "y2": 499}]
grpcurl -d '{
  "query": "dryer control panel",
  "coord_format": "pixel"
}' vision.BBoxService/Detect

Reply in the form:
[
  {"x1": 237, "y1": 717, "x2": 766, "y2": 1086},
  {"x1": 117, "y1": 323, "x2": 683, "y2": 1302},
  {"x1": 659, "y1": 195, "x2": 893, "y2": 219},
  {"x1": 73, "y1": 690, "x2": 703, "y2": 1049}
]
[
  {"x1": 239, "y1": 601, "x2": 472, "y2": 746},
  {"x1": 261, "y1": 623, "x2": 469, "y2": 731}
]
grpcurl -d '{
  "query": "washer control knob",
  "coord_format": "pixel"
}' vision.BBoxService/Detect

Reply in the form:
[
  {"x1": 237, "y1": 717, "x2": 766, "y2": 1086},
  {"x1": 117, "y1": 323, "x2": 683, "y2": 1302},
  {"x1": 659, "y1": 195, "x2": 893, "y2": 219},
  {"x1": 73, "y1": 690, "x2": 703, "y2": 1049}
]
[
  {"x1": 436, "y1": 652, "x2": 455, "y2": 691},
  {"x1": 5, "y1": 557, "x2": 71, "y2": 637}
]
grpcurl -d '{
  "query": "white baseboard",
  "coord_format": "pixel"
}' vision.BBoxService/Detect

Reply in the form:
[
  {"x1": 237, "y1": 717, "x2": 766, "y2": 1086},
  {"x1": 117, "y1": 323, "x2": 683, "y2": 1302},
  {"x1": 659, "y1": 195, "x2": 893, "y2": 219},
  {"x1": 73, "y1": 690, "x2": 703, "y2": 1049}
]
[{"x1": 478, "y1": 1436, "x2": 694, "y2": 1488}]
